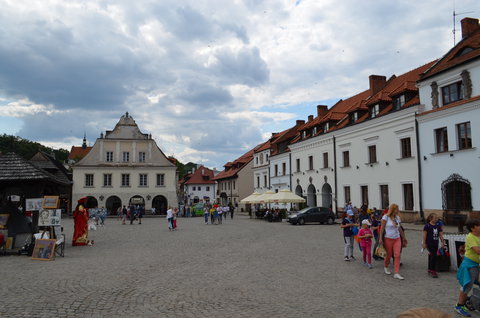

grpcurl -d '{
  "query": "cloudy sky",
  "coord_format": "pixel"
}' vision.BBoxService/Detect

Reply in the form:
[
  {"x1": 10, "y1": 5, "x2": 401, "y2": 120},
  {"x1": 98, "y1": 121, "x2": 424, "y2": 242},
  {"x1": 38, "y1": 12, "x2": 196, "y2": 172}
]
[{"x1": 0, "y1": 0, "x2": 477, "y2": 169}]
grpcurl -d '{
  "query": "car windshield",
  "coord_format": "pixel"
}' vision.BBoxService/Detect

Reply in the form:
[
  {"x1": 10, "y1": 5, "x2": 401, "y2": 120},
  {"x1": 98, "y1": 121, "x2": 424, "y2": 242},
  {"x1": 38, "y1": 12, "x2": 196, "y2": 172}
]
[{"x1": 297, "y1": 208, "x2": 313, "y2": 214}]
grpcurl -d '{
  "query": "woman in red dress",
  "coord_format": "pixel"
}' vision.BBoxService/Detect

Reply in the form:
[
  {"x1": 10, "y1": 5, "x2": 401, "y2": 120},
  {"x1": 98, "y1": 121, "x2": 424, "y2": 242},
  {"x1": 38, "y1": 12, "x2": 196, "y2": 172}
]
[{"x1": 72, "y1": 198, "x2": 89, "y2": 246}]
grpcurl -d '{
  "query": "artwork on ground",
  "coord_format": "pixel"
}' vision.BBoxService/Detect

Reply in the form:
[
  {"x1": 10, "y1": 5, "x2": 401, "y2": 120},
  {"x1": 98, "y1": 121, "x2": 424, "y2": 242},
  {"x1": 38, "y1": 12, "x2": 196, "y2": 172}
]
[{"x1": 32, "y1": 239, "x2": 56, "y2": 261}]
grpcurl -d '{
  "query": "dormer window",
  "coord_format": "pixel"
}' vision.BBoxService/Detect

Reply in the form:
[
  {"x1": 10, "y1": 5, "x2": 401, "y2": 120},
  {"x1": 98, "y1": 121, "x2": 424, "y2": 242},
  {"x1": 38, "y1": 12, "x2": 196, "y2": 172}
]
[
  {"x1": 370, "y1": 104, "x2": 380, "y2": 118},
  {"x1": 313, "y1": 127, "x2": 317, "y2": 135},
  {"x1": 393, "y1": 95, "x2": 405, "y2": 110},
  {"x1": 350, "y1": 112, "x2": 358, "y2": 123},
  {"x1": 442, "y1": 81, "x2": 463, "y2": 105},
  {"x1": 302, "y1": 131, "x2": 307, "y2": 139},
  {"x1": 324, "y1": 122, "x2": 329, "y2": 131},
  {"x1": 457, "y1": 47, "x2": 474, "y2": 57}
]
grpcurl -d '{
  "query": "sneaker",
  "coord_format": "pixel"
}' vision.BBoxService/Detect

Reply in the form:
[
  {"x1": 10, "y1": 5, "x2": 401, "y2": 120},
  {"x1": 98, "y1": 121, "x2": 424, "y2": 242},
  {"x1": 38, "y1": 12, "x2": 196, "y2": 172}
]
[
  {"x1": 454, "y1": 305, "x2": 472, "y2": 317},
  {"x1": 384, "y1": 267, "x2": 391, "y2": 275},
  {"x1": 350, "y1": 256, "x2": 356, "y2": 261},
  {"x1": 393, "y1": 273, "x2": 404, "y2": 280},
  {"x1": 368, "y1": 264, "x2": 373, "y2": 269},
  {"x1": 344, "y1": 257, "x2": 350, "y2": 261},
  {"x1": 431, "y1": 271, "x2": 438, "y2": 278}
]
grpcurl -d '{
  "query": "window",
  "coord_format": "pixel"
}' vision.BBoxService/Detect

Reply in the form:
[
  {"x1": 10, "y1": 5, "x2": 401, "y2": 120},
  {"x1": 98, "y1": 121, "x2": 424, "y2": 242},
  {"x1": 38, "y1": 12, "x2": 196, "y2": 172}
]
[
  {"x1": 85, "y1": 174, "x2": 94, "y2": 187},
  {"x1": 302, "y1": 131, "x2": 306, "y2": 139},
  {"x1": 264, "y1": 175, "x2": 267, "y2": 187},
  {"x1": 403, "y1": 184, "x2": 414, "y2": 210},
  {"x1": 233, "y1": 181, "x2": 236, "y2": 190},
  {"x1": 198, "y1": 186, "x2": 201, "y2": 191},
  {"x1": 282, "y1": 162, "x2": 286, "y2": 175},
  {"x1": 435, "y1": 127, "x2": 449, "y2": 153},
  {"x1": 121, "y1": 174, "x2": 130, "y2": 187},
  {"x1": 370, "y1": 104, "x2": 380, "y2": 118},
  {"x1": 228, "y1": 182, "x2": 231, "y2": 190},
  {"x1": 344, "y1": 186, "x2": 351, "y2": 204},
  {"x1": 256, "y1": 157, "x2": 258, "y2": 165},
  {"x1": 156, "y1": 174, "x2": 165, "y2": 186},
  {"x1": 323, "y1": 152, "x2": 328, "y2": 169},
  {"x1": 368, "y1": 145, "x2": 377, "y2": 163},
  {"x1": 324, "y1": 122, "x2": 330, "y2": 131},
  {"x1": 442, "y1": 81, "x2": 463, "y2": 105},
  {"x1": 139, "y1": 152, "x2": 146, "y2": 162},
  {"x1": 266, "y1": 154, "x2": 269, "y2": 162},
  {"x1": 444, "y1": 178, "x2": 472, "y2": 211},
  {"x1": 380, "y1": 185, "x2": 389, "y2": 209},
  {"x1": 400, "y1": 138, "x2": 412, "y2": 158},
  {"x1": 308, "y1": 156, "x2": 314, "y2": 170},
  {"x1": 122, "y1": 151, "x2": 130, "y2": 162},
  {"x1": 313, "y1": 127, "x2": 317, "y2": 135},
  {"x1": 103, "y1": 174, "x2": 112, "y2": 187},
  {"x1": 457, "y1": 122, "x2": 472, "y2": 150},
  {"x1": 139, "y1": 174, "x2": 148, "y2": 186},
  {"x1": 257, "y1": 176, "x2": 260, "y2": 188},
  {"x1": 193, "y1": 186, "x2": 196, "y2": 191},
  {"x1": 343, "y1": 151, "x2": 350, "y2": 167},
  {"x1": 393, "y1": 95, "x2": 405, "y2": 110},
  {"x1": 361, "y1": 185, "x2": 369, "y2": 206},
  {"x1": 274, "y1": 164, "x2": 278, "y2": 177},
  {"x1": 106, "y1": 151, "x2": 113, "y2": 162},
  {"x1": 296, "y1": 158, "x2": 301, "y2": 172},
  {"x1": 260, "y1": 154, "x2": 263, "y2": 165},
  {"x1": 206, "y1": 186, "x2": 210, "y2": 191},
  {"x1": 350, "y1": 112, "x2": 358, "y2": 123}
]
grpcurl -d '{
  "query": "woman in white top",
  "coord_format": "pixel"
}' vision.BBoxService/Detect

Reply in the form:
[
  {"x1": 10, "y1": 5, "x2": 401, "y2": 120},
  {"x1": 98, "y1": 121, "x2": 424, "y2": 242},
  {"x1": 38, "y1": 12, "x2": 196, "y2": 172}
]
[
  {"x1": 166, "y1": 207, "x2": 174, "y2": 230},
  {"x1": 379, "y1": 203, "x2": 408, "y2": 280}
]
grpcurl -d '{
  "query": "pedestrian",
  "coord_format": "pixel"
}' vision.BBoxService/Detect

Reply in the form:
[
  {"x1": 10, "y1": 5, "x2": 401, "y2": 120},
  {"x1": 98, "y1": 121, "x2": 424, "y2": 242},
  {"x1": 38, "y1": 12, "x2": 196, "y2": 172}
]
[
  {"x1": 371, "y1": 212, "x2": 381, "y2": 260},
  {"x1": 138, "y1": 205, "x2": 144, "y2": 224},
  {"x1": 173, "y1": 207, "x2": 178, "y2": 229},
  {"x1": 204, "y1": 207, "x2": 209, "y2": 224},
  {"x1": 129, "y1": 205, "x2": 136, "y2": 225},
  {"x1": 210, "y1": 207, "x2": 215, "y2": 224},
  {"x1": 122, "y1": 205, "x2": 127, "y2": 225},
  {"x1": 422, "y1": 213, "x2": 445, "y2": 278},
  {"x1": 166, "y1": 206, "x2": 174, "y2": 231},
  {"x1": 379, "y1": 203, "x2": 408, "y2": 280},
  {"x1": 151, "y1": 207, "x2": 156, "y2": 215},
  {"x1": 455, "y1": 219, "x2": 480, "y2": 317},
  {"x1": 358, "y1": 219, "x2": 374, "y2": 269},
  {"x1": 230, "y1": 204, "x2": 234, "y2": 220},
  {"x1": 99, "y1": 207, "x2": 106, "y2": 226},
  {"x1": 117, "y1": 206, "x2": 122, "y2": 220},
  {"x1": 218, "y1": 206, "x2": 223, "y2": 224},
  {"x1": 213, "y1": 207, "x2": 219, "y2": 225},
  {"x1": 340, "y1": 212, "x2": 358, "y2": 261}
]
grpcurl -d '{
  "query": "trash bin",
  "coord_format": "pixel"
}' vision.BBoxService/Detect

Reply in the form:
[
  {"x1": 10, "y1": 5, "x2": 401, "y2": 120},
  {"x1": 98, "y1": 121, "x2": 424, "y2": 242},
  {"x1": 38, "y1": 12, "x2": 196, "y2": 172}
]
[{"x1": 444, "y1": 212, "x2": 467, "y2": 233}]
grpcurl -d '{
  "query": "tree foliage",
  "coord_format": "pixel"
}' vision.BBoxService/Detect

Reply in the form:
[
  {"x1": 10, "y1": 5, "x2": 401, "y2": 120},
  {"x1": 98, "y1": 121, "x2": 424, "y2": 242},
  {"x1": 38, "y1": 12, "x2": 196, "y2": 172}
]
[{"x1": 0, "y1": 134, "x2": 70, "y2": 162}]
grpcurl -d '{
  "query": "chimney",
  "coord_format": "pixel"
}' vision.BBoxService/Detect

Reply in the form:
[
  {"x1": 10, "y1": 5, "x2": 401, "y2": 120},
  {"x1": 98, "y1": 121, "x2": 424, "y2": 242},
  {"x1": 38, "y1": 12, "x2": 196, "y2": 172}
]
[
  {"x1": 296, "y1": 120, "x2": 305, "y2": 126},
  {"x1": 317, "y1": 105, "x2": 328, "y2": 118},
  {"x1": 461, "y1": 18, "x2": 480, "y2": 39},
  {"x1": 308, "y1": 115, "x2": 314, "y2": 122},
  {"x1": 369, "y1": 75, "x2": 387, "y2": 96}
]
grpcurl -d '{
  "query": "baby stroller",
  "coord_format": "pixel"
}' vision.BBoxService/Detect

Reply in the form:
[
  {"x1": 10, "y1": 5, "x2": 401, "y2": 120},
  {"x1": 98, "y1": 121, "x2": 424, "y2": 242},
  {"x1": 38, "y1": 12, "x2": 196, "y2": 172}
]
[{"x1": 466, "y1": 287, "x2": 480, "y2": 312}]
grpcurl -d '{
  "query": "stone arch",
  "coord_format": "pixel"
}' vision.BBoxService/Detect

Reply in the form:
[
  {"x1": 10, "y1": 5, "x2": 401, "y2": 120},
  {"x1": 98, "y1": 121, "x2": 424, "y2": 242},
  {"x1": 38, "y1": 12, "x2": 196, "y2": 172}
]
[
  {"x1": 321, "y1": 183, "x2": 332, "y2": 208},
  {"x1": 152, "y1": 195, "x2": 168, "y2": 215},
  {"x1": 307, "y1": 184, "x2": 317, "y2": 207},
  {"x1": 106, "y1": 195, "x2": 122, "y2": 215}
]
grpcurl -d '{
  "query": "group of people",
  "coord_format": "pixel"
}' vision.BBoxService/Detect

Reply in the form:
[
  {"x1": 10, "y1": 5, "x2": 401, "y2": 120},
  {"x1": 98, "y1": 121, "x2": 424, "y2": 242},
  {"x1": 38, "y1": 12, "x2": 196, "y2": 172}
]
[
  {"x1": 341, "y1": 202, "x2": 447, "y2": 282},
  {"x1": 203, "y1": 205, "x2": 231, "y2": 225},
  {"x1": 166, "y1": 206, "x2": 178, "y2": 230},
  {"x1": 118, "y1": 205, "x2": 144, "y2": 225},
  {"x1": 89, "y1": 207, "x2": 107, "y2": 227}
]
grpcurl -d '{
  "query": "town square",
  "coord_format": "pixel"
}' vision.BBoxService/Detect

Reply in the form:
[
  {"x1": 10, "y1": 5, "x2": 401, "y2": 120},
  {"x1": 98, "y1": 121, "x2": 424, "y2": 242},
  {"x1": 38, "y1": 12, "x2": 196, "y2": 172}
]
[{"x1": 1, "y1": 1, "x2": 480, "y2": 318}]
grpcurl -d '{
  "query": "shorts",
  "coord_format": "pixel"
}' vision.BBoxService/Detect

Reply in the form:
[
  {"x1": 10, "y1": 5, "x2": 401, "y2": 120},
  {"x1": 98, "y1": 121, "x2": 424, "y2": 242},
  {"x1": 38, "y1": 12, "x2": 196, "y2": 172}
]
[{"x1": 462, "y1": 267, "x2": 480, "y2": 294}]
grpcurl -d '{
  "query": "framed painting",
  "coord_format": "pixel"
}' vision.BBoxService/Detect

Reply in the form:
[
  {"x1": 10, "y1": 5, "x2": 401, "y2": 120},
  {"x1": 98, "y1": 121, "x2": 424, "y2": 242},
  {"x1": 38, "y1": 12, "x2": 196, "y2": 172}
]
[
  {"x1": 5, "y1": 237, "x2": 13, "y2": 249},
  {"x1": 42, "y1": 196, "x2": 59, "y2": 209},
  {"x1": 38, "y1": 209, "x2": 62, "y2": 226},
  {"x1": 26, "y1": 198, "x2": 43, "y2": 211},
  {"x1": 0, "y1": 214, "x2": 9, "y2": 229},
  {"x1": 32, "y1": 239, "x2": 56, "y2": 261}
]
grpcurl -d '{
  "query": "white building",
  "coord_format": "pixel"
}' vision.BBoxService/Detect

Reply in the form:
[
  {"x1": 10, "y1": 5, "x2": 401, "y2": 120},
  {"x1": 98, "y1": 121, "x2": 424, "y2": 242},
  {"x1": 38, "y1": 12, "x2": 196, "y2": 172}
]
[
  {"x1": 71, "y1": 112, "x2": 178, "y2": 214},
  {"x1": 183, "y1": 165, "x2": 216, "y2": 206},
  {"x1": 417, "y1": 18, "x2": 480, "y2": 219},
  {"x1": 253, "y1": 138, "x2": 273, "y2": 194}
]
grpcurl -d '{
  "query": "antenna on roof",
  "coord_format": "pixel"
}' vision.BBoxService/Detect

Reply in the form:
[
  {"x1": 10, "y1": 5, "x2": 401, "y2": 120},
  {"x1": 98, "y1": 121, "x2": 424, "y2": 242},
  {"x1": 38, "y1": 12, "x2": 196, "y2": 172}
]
[{"x1": 453, "y1": 0, "x2": 474, "y2": 45}]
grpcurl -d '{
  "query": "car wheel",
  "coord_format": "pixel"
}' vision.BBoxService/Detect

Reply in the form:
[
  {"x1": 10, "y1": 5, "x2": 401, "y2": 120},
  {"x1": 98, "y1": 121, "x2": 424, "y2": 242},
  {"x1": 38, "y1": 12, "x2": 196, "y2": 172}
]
[
  {"x1": 327, "y1": 217, "x2": 334, "y2": 225},
  {"x1": 298, "y1": 218, "x2": 305, "y2": 225}
]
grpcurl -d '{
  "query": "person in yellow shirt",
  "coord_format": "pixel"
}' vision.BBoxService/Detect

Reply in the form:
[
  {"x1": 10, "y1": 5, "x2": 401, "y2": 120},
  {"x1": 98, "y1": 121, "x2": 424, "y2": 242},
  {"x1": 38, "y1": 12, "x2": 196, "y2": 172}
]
[{"x1": 455, "y1": 219, "x2": 480, "y2": 317}]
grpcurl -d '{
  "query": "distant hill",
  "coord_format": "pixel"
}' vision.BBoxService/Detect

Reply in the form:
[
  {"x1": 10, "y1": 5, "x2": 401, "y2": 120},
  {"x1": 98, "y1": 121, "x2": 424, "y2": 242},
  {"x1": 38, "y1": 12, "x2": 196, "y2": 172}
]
[
  {"x1": 176, "y1": 161, "x2": 198, "y2": 180},
  {"x1": 0, "y1": 134, "x2": 70, "y2": 162}
]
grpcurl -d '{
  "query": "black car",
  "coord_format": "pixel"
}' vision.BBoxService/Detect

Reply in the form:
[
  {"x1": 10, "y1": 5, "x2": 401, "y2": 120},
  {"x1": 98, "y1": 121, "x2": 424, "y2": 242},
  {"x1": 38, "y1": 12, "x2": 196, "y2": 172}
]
[{"x1": 287, "y1": 207, "x2": 335, "y2": 225}]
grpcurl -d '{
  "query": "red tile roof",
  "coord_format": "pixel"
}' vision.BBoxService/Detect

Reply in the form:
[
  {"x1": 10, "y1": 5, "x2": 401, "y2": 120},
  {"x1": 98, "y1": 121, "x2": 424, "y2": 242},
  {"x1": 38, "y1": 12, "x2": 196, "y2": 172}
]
[
  {"x1": 184, "y1": 166, "x2": 216, "y2": 185},
  {"x1": 68, "y1": 146, "x2": 92, "y2": 161},
  {"x1": 213, "y1": 148, "x2": 255, "y2": 180},
  {"x1": 420, "y1": 24, "x2": 480, "y2": 80}
]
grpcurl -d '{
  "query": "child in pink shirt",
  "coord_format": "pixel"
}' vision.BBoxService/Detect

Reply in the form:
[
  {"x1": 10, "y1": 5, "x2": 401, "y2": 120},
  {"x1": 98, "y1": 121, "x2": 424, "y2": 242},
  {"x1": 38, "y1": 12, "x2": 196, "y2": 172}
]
[{"x1": 358, "y1": 219, "x2": 374, "y2": 268}]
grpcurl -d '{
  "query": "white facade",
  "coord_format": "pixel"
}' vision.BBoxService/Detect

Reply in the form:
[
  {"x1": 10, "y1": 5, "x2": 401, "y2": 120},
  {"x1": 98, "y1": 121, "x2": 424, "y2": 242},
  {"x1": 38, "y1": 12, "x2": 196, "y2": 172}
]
[
  {"x1": 417, "y1": 60, "x2": 480, "y2": 215},
  {"x1": 335, "y1": 107, "x2": 420, "y2": 219},
  {"x1": 269, "y1": 152, "x2": 291, "y2": 192},
  {"x1": 288, "y1": 135, "x2": 335, "y2": 210},
  {"x1": 72, "y1": 113, "x2": 178, "y2": 214},
  {"x1": 253, "y1": 148, "x2": 270, "y2": 194},
  {"x1": 184, "y1": 183, "x2": 216, "y2": 205}
]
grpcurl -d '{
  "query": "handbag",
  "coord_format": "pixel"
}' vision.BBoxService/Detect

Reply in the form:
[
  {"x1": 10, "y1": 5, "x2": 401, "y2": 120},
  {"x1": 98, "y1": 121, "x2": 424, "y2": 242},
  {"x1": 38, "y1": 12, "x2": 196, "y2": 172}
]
[
  {"x1": 375, "y1": 244, "x2": 387, "y2": 258},
  {"x1": 352, "y1": 226, "x2": 359, "y2": 236},
  {"x1": 435, "y1": 247, "x2": 451, "y2": 272}
]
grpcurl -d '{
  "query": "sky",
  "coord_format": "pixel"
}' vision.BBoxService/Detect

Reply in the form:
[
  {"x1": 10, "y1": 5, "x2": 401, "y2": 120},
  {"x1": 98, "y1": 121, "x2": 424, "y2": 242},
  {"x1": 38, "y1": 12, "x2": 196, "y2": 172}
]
[{"x1": 0, "y1": 0, "x2": 478, "y2": 170}]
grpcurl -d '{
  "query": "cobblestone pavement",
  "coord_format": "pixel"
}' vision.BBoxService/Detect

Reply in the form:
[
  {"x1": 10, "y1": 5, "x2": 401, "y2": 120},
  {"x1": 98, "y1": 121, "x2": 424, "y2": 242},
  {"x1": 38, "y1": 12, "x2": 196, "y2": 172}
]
[{"x1": 0, "y1": 215, "x2": 462, "y2": 318}]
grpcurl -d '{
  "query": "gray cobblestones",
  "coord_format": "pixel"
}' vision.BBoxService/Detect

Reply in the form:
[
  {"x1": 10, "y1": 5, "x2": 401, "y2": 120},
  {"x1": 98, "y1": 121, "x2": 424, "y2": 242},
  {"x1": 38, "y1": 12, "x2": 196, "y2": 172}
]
[{"x1": 0, "y1": 216, "x2": 458, "y2": 317}]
